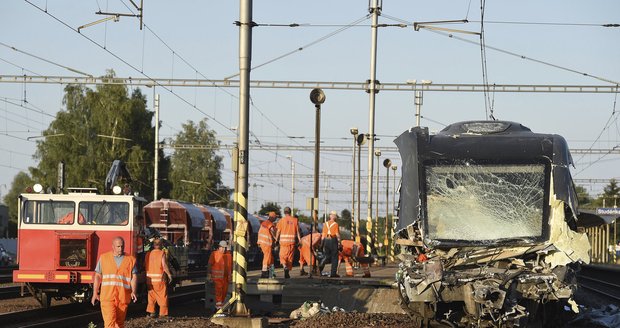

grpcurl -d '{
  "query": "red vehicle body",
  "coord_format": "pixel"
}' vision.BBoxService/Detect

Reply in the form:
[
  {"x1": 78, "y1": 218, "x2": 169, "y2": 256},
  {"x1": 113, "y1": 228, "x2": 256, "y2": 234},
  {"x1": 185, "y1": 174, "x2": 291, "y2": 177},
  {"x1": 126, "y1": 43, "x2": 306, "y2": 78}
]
[
  {"x1": 13, "y1": 188, "x2": 148, "y2": 307},
  {"x1": 13, "y1": 189, "x2": 264, "y2": 308}
]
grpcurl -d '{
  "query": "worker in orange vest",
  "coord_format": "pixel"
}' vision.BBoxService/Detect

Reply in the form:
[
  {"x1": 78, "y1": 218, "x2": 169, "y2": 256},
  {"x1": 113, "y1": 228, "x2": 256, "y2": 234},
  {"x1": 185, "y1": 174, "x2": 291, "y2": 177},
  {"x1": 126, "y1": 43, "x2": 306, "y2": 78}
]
[
  {"x1": 299, "y1": 228, "x2": 322, "y2": 276},
  {"x1": 58, "y1": 211, "x2": 86, "y2": 224},
  {"x1": 321, "y1": 210, "x2": 341, "y2": 277},
  {"x1": 91, "y1": 236, "x2": 138, "y2": 328},
  {"x1": 339, "y1": 239, "x2": 371, "y2": 277},
  {"x1": 276, "y1": 207, "x2": 301, "y2": 279},
  {"x1": 208, "y1": 240, "x2": 231, "y2": 310},
  {"x1": 258, "y1": 212, "x2": 278, "y2": 278},
  {"x1": 145, "y1": 237, "x2": 173, "y2": 319}
]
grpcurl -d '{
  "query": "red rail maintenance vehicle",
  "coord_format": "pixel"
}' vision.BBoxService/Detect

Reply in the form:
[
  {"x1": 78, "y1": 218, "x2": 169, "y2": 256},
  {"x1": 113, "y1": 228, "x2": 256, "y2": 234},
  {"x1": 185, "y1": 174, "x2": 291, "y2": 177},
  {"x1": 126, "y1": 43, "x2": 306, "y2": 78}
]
[{"x1": 13, "y1": 185, "x2": 149, "y2": 308}]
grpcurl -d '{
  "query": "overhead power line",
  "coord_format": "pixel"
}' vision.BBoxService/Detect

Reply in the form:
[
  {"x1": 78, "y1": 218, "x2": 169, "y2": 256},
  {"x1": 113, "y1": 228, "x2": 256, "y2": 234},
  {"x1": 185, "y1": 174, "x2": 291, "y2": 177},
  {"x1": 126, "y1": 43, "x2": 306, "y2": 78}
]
[{"x1": 1, "y1": 75, "x2": 618, "y2": 93}]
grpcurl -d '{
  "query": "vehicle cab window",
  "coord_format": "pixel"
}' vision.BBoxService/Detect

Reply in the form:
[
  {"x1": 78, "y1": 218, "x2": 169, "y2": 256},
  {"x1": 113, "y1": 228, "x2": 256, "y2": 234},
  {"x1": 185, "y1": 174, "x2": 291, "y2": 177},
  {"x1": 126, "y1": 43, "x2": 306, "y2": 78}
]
[
  {"x1": 22, "y1": 200, "x2": 76, "y2": 225},
  {"x1": 78, "y1": 201, "x2": 129, "y2": 225}
]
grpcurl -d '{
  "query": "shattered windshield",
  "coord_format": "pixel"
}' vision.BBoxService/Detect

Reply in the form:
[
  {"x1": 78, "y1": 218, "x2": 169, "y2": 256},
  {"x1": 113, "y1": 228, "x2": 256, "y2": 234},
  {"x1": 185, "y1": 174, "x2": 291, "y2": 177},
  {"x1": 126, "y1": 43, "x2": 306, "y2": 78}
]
[{"x1": 425, "y1": 163, "x2": 546, "y2": 241}]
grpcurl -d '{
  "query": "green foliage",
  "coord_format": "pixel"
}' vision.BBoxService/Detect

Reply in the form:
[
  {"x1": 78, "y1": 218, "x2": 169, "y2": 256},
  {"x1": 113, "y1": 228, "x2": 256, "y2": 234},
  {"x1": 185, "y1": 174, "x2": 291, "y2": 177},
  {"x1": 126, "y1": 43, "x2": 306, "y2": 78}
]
[
  {"x1": 339, "y1": 209, "x2": 352, "y2": 231},
  {"x1": 603, "y1": 179, "x2": 620, "y2": 200},
  {"x1": 258, "y1": 202, "x2": 281, "y2": 217},
  {"x1": 31, "y1": 71, "x2": 168, "y2": 199},
  {"x1": 2, "y1": 172, "x2": 33, "y2": 237},
  {"x1": 169, "y1": 119, "x2": 228, "y2": 205},
  {"x1": 588, "y1": 179, "x2": 620, "y2": 208},
  {"x1": 575, "y1": 185, "x2": 593, "y2": 208}
]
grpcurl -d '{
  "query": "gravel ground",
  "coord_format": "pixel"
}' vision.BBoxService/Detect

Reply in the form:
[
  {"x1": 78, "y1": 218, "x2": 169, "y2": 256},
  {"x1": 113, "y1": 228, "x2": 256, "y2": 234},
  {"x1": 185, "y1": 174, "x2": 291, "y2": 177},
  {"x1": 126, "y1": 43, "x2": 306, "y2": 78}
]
[
  {"x1": 120, "y1": 301, "x2": 414, "y2": 328},
  {"x1": 0, "y1": 288, "x2": 610, "y2": 327}
]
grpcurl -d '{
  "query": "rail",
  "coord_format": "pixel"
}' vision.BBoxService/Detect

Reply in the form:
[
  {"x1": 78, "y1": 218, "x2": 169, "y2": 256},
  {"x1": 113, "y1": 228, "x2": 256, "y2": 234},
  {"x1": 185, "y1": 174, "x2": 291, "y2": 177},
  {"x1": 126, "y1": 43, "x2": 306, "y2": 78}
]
[
  {"x1": 577, "y1": 264, "x2": 620, "y2": 302},
  {"x1": 0, "y1": 283, "x2": 204, "y2": 328}
]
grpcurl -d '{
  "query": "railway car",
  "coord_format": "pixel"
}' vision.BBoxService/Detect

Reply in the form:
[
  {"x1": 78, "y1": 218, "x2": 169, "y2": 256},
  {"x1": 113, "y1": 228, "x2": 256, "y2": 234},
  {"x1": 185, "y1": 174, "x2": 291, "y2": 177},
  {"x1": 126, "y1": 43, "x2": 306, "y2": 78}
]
[
  {"x1": 144, "y1": 199, "x2": 215, "y2": 268},
  {"x1": 13, "y1": 186, "x2": 153, "y2": 307},
  {"x1": 394, "y1": 121, "x2": 591, "y2": 327},
  {"x1": 223, "y1": 209, "x2": 261, "y2": 265},
  {"x1": 204, "y1": 206, "x2": 233, "y2": 247}
]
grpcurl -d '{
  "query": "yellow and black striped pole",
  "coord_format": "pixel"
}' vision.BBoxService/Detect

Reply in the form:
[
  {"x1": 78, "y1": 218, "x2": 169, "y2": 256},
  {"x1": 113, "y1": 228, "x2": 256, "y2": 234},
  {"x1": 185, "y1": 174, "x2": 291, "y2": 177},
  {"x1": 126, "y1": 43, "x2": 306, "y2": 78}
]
[{"x1": 217, "y1": 0, "x2": 252, "y2": 317}]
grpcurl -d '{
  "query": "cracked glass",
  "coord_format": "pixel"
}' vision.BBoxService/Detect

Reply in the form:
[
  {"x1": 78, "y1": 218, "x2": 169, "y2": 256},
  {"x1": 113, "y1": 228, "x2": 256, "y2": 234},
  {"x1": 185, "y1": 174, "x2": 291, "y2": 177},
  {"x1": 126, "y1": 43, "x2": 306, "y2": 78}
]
[{"x1": 426, "y1": 163, "x2": 545, "y2": 241}]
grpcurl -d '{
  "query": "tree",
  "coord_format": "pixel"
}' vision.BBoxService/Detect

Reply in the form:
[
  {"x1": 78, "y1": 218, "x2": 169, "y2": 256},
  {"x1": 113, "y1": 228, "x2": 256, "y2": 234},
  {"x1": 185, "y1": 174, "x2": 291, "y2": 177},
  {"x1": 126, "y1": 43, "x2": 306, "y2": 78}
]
[
  {"x1": 339, "y1": 209, "x2": 352, "y2": 231},
  {"x1": 575, "y1": 185, "x2": 593, "y2": 208},
  {"x1": 258, "y1": 202, "x2": 282, "y2": 217},
  {"x1": 31, "y1": 71, "x2": 168, "y2": 199},
  {"x1": 169, "y1": 119, "x2": 228, "y2": 205},
  {"x1": 2, "y1": 172, "x2": 34, "y2": 237},
  {"x1": 592, "y1": 179, "x2": 620, "y2": 208}
]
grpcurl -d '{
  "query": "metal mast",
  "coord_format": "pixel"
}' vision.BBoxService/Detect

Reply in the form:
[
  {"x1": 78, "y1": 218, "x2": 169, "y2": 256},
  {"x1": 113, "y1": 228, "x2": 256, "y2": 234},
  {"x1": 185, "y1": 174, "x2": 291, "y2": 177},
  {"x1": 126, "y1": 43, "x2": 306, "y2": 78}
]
[{"x1": 365, "y1": 0, "x2": 381, "y2": 255}]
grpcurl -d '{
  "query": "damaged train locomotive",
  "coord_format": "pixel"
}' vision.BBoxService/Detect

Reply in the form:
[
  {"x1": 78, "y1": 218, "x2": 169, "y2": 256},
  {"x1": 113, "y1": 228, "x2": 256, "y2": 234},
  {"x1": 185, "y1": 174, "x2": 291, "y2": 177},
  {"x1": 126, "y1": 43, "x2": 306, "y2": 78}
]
[{"x1": 393, "y1": 121, "x2": 590, "y2": 327}]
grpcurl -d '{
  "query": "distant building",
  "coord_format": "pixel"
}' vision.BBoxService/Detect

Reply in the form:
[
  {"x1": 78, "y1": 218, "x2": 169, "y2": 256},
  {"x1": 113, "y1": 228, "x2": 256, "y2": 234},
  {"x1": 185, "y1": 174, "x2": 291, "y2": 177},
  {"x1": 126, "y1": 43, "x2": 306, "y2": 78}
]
[{"x1": 0, "y1": 205, "x2": 8, "y2": 237}]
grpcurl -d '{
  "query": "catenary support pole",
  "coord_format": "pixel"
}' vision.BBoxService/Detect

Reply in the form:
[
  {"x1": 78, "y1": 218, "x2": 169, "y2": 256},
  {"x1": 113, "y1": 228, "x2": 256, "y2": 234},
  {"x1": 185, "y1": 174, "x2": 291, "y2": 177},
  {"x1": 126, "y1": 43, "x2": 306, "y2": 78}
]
[
  {"x1": 220, "y1": 0, "x2": 252, "y2": 317},
  {"x1": 365, "y1": 0, "x2": 381, "y2": 256},
  {"x1": 153, "y1": 93, "x2": 159, "y2": 201}
]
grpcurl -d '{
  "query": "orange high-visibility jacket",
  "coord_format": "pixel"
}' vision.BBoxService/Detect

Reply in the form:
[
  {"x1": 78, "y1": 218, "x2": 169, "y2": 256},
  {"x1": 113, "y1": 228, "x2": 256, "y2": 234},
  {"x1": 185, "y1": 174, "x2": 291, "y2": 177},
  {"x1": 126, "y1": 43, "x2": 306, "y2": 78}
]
[
  {"x1": 277, "y1": 216, "x2": 299, "y2": 245},
  {"x1": 322, "y1": 220, "x2": 339, "y2": 238},
  {"x1": 257, "y1": 220, "x2": 276, "y2": 246},
  {"x1": 301, "y1": 232, "x2": 322, "y2": 249},
  {"x1": 145, "y1": 249, "x2": 165, "y2": 285},
  {"x1": 100, "y1": 252, "x2": 136, "y2": 304},
  {"x1": 340, "y1": 240, "x2": 364, "y2": 258},
  {"x1": 209, "y1": 249, "x2": 228, "y2": 280}
]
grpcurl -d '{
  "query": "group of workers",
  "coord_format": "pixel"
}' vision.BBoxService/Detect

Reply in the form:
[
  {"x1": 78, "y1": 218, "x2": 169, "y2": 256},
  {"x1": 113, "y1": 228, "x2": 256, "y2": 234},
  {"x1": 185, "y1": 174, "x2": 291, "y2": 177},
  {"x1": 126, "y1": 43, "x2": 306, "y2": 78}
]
[
  {"x1": 90, "y1": 207, "x2": 371, "y2": 327},
  {"x1": 90, "y1": 236, "x2": 172, "y2": 328},
  {"x1": 91, "y1": 236, "x2": 235, "y2": 327},
  {"x1": 258, "y1": 206, "x2": 371, "y2": 279}
]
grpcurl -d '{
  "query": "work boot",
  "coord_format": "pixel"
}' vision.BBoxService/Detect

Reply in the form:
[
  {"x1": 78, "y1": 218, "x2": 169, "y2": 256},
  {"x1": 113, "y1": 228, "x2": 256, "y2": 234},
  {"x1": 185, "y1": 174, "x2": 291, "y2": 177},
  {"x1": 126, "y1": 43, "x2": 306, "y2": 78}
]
[
  {"x1": 329, "y1": 273, "x2": 340, "y2": 278},
  {"x1": 260, "y1": 271, "x2": 269, "y2": 278},
  {"x1": 300, "y1": 269, "x2": 307, "y2": 276},
  {"x1": 284, "y1": 269, "x2": 290, "y2": 279},
  {"x1": 147, "y1": 312, "x2": 156, "y2": 318},
  {"x1": 363, "y1": 273, "x2": 371, "y2": 278}
]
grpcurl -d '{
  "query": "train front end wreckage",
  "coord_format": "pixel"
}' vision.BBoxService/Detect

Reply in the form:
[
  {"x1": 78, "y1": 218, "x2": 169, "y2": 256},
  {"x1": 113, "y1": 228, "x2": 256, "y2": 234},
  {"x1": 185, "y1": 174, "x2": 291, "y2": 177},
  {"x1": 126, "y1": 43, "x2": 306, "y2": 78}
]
[{"x1": 393, "y1": 121, "x2": 590, "y2": 327}]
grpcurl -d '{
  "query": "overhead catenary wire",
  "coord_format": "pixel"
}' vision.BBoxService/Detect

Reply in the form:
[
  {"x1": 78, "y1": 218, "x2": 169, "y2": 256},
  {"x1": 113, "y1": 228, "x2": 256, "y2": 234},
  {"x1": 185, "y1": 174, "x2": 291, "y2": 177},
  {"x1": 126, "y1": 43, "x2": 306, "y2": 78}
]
[
  {"x1": 116, "y1": 0, "x2": 317, "y2": 170},
  {"x1": 224, "y1": 14, "x2": 371, "y2": 80},
  {"x1": 573, "y1": 85, "x2": 620, "y2": 176},
  {"x1": 24, "y1": 0, "x2": 237, "y2": 137},
  {"x1": 379, "y1": 13, "x2": 620, "y2": 85},
  {"x1": 479, "y1": 0, "x2": 494, "y2": 120},
  {"x1": 0, "y1": 41, "x2": 92, "y2": 77},
  {"x1": 421, "y1": 28, "x2": 620, "y2": 86}
]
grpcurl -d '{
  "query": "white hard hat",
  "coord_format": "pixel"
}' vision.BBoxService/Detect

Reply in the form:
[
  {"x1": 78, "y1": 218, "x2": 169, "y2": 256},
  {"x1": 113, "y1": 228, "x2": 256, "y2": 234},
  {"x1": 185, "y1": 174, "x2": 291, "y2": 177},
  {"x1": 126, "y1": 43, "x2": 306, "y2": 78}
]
[{"x1": 219, "y1": 240, "x2": 228, "y2": 248}]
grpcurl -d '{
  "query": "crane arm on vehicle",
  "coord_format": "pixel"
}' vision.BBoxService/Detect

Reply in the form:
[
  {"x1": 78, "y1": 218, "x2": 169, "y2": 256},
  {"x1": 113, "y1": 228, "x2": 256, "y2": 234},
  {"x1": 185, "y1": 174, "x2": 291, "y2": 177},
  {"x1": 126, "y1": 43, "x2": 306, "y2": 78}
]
[{"x1": 104, "y1": 160, "x2": 132, "y2": 194}]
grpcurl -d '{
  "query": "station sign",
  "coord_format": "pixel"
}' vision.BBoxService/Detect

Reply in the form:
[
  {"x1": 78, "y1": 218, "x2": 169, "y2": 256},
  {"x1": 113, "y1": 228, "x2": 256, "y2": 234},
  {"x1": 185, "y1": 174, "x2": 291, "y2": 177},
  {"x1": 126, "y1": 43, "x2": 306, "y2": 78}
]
[{"x1": 595, "y1": 208, "x2": 620, "y2": 216}]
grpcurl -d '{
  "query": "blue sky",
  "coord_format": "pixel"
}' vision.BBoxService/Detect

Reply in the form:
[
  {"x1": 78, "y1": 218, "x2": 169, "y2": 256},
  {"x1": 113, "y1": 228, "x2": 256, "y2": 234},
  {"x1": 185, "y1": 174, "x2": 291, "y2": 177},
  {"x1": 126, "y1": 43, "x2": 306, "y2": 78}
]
[{"x1": 1, "y1": 1, "x2": 619, "y2": 213}]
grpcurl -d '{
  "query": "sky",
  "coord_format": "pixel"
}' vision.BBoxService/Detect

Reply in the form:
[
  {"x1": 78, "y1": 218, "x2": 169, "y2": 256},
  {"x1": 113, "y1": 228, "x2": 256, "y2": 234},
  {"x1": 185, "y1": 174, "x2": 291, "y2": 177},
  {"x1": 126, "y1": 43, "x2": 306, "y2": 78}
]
[{"x1": 1, "y1": 1, "x2": 619, "y2": 214}]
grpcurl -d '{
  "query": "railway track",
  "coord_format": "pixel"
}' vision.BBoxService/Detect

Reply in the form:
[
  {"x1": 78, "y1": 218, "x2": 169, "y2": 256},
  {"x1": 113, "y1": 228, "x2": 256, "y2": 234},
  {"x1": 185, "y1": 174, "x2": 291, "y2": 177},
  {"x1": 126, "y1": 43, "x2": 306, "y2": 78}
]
[
  {"x1": 0, "y1": 266, "x2": 16, "y2": 283},
  {"x1": 0, "y1": 285, "x2": 30, "y2": 300},
  {"x1": 577, "y1": 264, "x2": 620, "y2": 302},
  {"x1": 0, "y1": 283, "x2": 204, "y2": 328}
]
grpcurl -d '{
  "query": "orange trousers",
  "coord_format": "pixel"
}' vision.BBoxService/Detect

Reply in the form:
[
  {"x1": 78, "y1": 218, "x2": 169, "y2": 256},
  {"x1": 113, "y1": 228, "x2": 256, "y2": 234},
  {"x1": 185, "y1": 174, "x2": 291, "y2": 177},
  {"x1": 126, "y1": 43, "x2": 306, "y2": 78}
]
[
  {"x1": 260, "y1": 245, "x2": 274, "y2": 271},
  {"x1": 343, "y1": 256, "x2": 370, "y2": 277},
  {"x1": 279, "y1": 244, "x2": 295, "y2": 270},
  {"x1": 101, "y1": 299, "x2": 129, "y2": 328},
  {"x1": 213, "y1": 278, "x2": 229, "y2": 309},
  {"x1": 146, "y1": 283, "x2": 168, "y2": 316}
]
